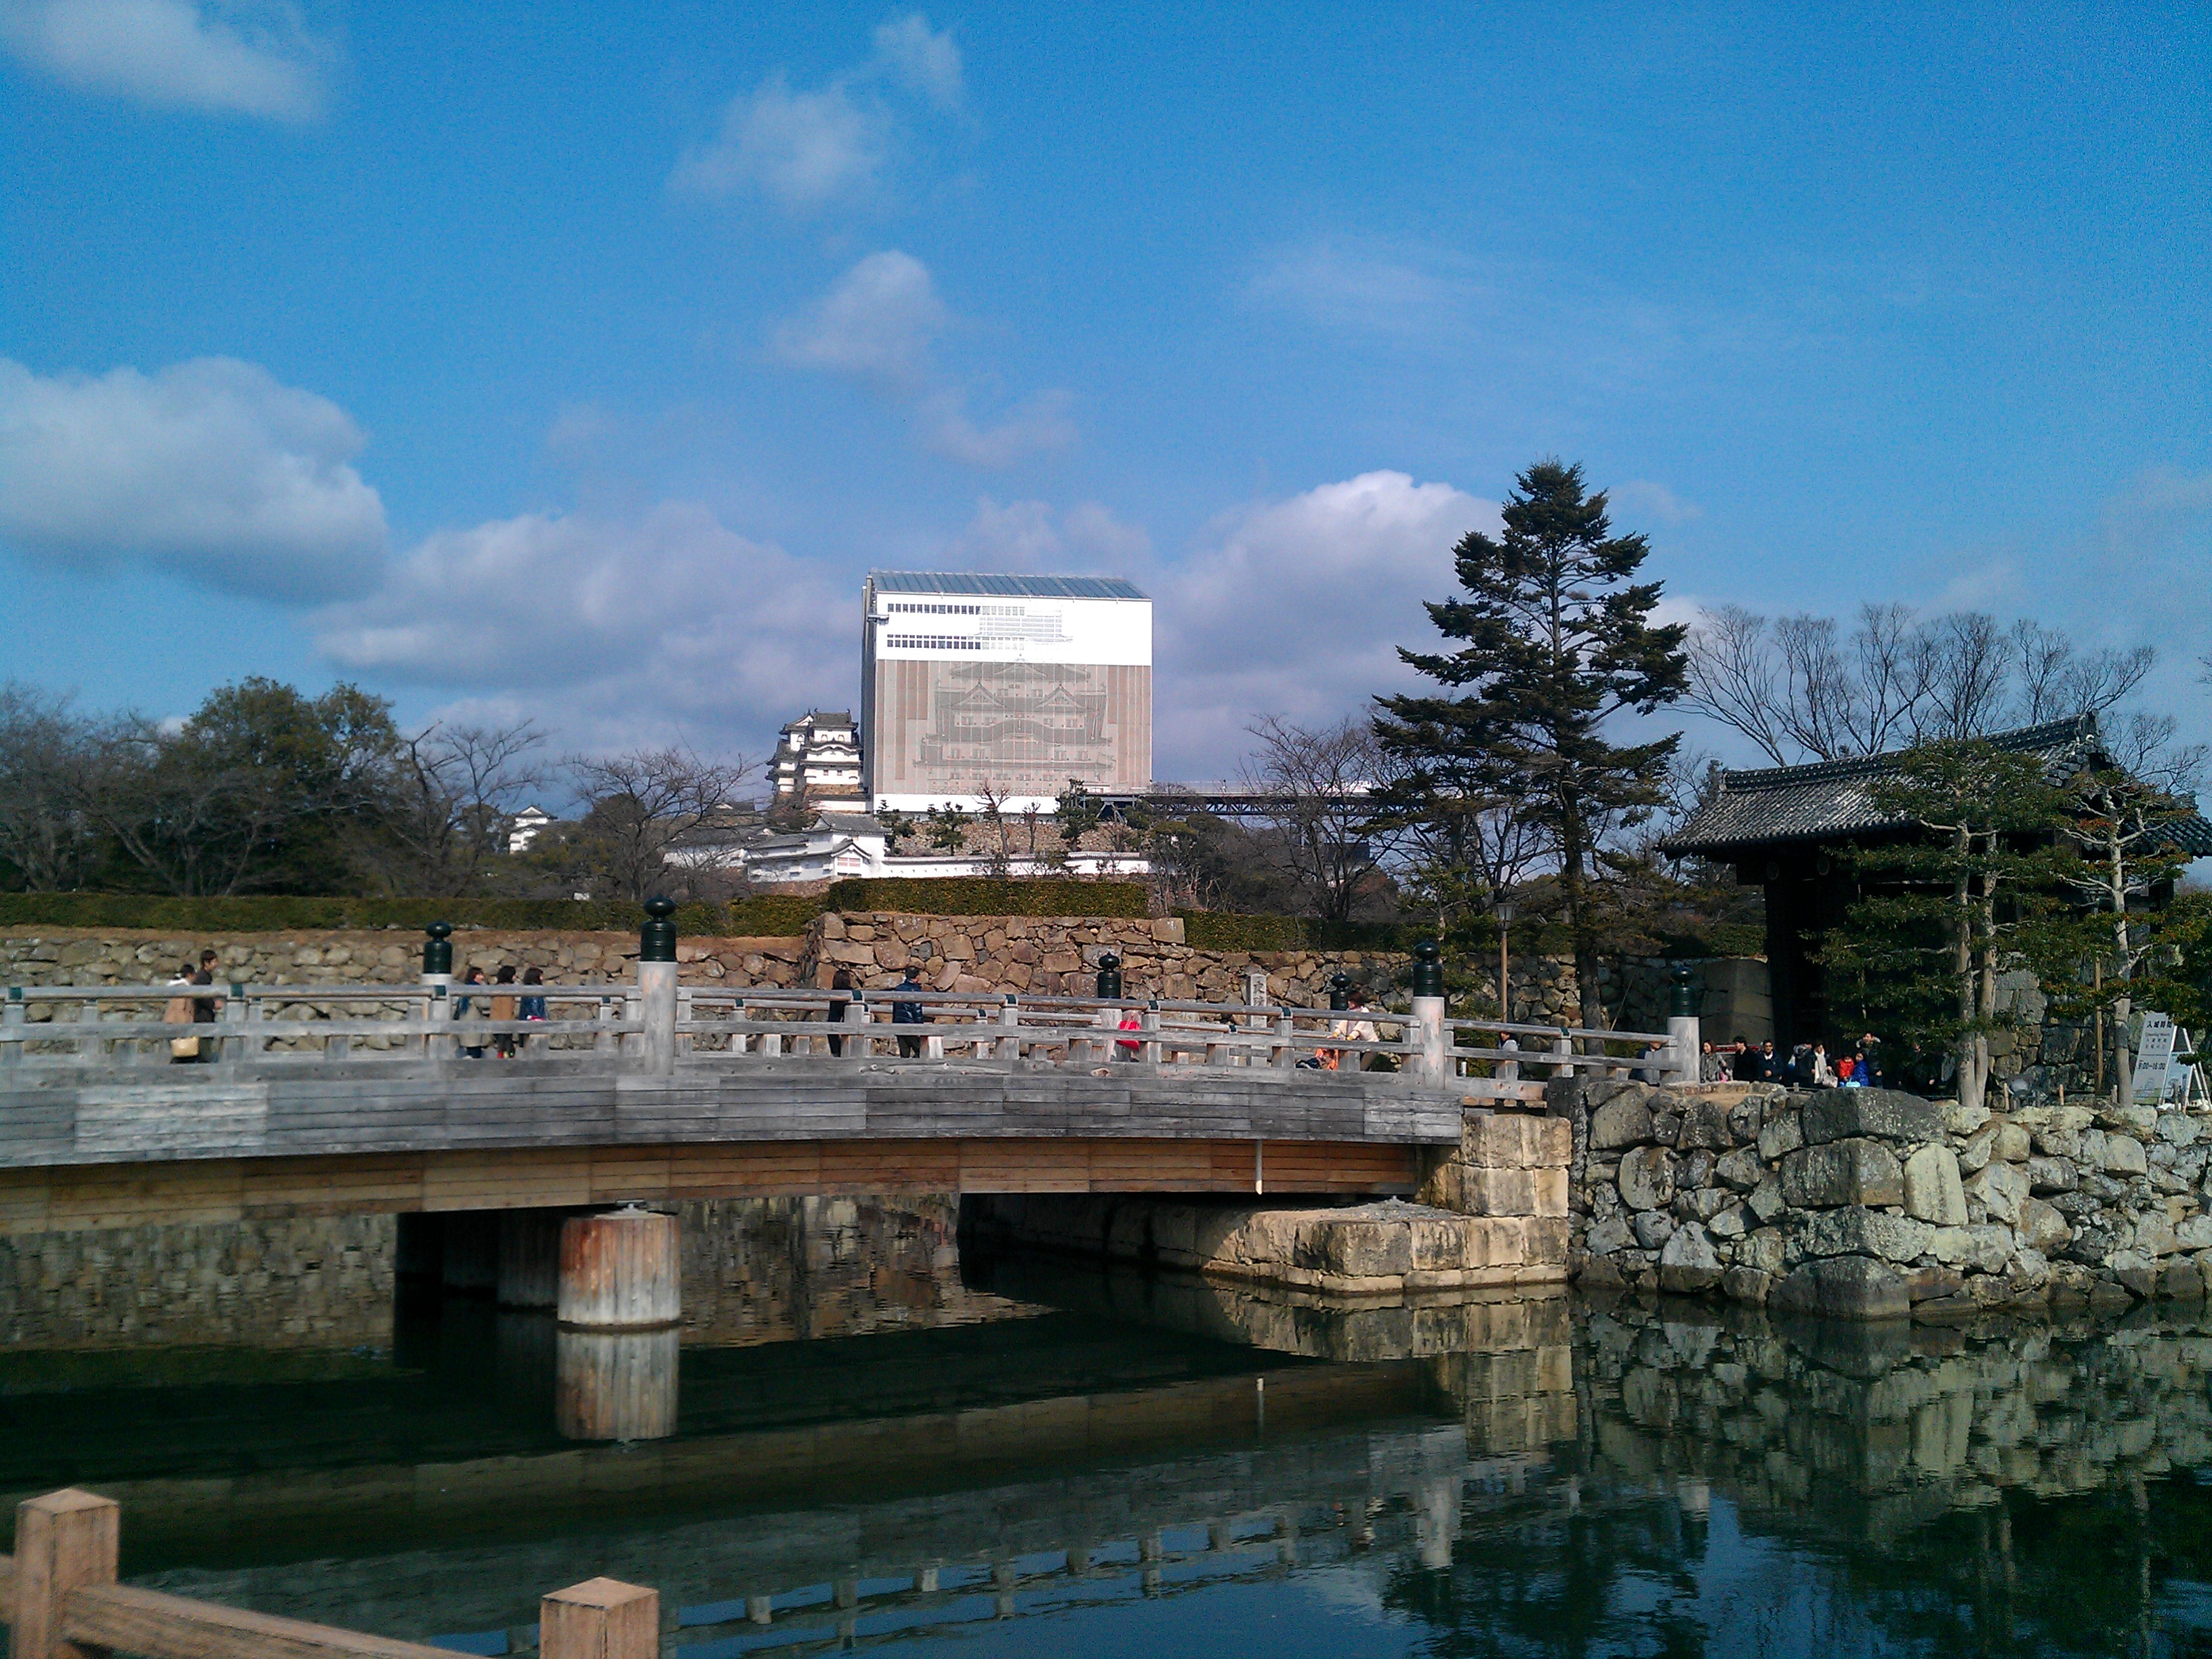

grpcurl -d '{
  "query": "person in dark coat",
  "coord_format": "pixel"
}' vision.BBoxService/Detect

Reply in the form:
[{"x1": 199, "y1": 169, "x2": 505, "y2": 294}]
[
  {"x1": 826, "y1": 968, "x2": 854, "y2": 1057},
  {"x1": 892, "y1": 968, "x2": 927, "y2": 1058}
]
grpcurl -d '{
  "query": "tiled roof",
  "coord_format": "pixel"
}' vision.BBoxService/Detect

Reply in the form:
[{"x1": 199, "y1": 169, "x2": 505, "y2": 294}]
[
  {"x1": 1662, "y1": 716, "x2": 2212, "y2": 858},
  {"x1": 869, "y1": 571, "x2": 1148, "y2": 601}
]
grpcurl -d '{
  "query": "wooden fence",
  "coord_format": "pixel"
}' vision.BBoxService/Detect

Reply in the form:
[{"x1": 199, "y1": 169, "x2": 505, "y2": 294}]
[{"x1": 3, "y1": 1490, "x2": 657, "y2": 1659}]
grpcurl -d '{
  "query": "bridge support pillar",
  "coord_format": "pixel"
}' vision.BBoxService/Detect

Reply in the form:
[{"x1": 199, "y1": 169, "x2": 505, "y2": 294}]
[{"x1": 554, "y1": 1206, "x2": 681, "y2": 1441}]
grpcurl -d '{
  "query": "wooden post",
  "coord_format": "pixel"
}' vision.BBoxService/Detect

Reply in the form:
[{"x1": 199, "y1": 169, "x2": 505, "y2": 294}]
[
  {"x1": 998, "y1": 995, "x2": 1021, "y2": 1063},
  {"x1": 14, "y1": 1489, "x2": 119, "y2": 1659},
  {"x1": 558, "y1": 1208, "x2": 680, "y2": 1329},
  {"x1": 2, "y1": 985, "x2": 22, "y2": 1066},
  {"x1": 541, "y1": 1579, "x2": 659, "y2": 1659},
  {"x1": 1141, "y1": 1002, "x2": 1162, "y2": 1067},
  {"x1": 846, "y1": 996, "x2": 871, "y2": 1059},
  {"x1": 1273, "y1": 1012, "x2": 1296, "y2": 1070}
]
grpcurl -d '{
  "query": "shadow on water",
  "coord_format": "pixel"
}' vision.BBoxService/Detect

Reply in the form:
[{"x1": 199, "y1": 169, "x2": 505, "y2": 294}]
[{"x1": 11, "y1": 1205, "x2": 2212, "y2": 1654}]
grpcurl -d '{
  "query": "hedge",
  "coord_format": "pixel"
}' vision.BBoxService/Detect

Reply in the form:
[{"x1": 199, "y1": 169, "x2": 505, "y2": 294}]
[
  {"x1": 823, "y1": 878, "x2": 1150, "y2": 918},
  {"x1": 0, "y1": 893, "x2": 794, "y2": 936}
]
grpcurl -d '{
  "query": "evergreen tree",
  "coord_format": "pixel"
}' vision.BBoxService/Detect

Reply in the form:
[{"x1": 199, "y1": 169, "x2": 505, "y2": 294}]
[
  {"x1": 1375, "y1": 460, "x2": 1688, "y2": 1027},
  {"x1": 1816, "y1": 739, "x2": 2083, "y2": 1111}
]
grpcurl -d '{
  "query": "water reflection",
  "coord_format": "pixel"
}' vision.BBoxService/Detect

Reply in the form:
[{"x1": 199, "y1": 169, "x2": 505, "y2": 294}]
[{"x1": 11, "y1": 1202, "x2": 2212, "y2": 1655}]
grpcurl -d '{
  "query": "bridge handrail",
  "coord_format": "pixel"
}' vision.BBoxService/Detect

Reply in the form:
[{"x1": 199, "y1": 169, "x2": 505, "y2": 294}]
[{"x1": 3, "y1": 1491, "x2": 660, "y2": 1659}]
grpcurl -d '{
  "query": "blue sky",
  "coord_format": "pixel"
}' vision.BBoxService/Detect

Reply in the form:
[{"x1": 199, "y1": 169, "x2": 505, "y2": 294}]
[{"x1": 3, "y1": 1, "x2": 2207, "y2": 779}]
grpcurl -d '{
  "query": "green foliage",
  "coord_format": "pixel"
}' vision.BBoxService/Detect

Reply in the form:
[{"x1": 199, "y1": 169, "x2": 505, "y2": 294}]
[
  {"x1": 1816, "y1": 738, "x2": 2086, "y2": 1097},
  {"x1": 823, "y1": 878, "x2": 1150, "y2": 918},
  {"x1": 1054, "y1": 780, "x2": 1103, "y2": 844},
  {"x1": 2133, "y1": 891, "x2": 2212, "y2": 1037},
  {"x1": 0, "y1": 893, "x2": 745, "y2": 934},
  {"x1": 924, "y1": 804, "x2": 971, "y2": 852},
  {"x1": 1375, "y1": 459, "x2": 1690, "y2": 1012},
  {"x1": 724, "y1": 896, "x2": 827, "y2": 936}
]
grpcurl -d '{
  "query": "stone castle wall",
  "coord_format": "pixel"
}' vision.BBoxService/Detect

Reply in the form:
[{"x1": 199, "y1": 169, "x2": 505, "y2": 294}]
[{"x1": 1561, "y1": 1076, "x2": 2212, "y2": 1318}]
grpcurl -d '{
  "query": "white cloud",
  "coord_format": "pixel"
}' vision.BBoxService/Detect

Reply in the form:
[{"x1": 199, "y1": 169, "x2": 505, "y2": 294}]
[
  {"x1": 0, "y1": 356, "x2": 386, "y2": 600},
  {"x1": 1153, "y1": 471, "x2": 1498, "y2": 778},
  {"x1": 1612, "y1": 478, "x2": 1703, "y2": 526},
  {"x1": 917, "y1": 388, "x2": 1073, "y2": 468},
  {"x1": 670, "y1": 14, "x2": 962, "y2": 212},
  {"x1": 0, "y1": 0, "x2": 327, "y2": 119},
  {"x1": 1246, "y1": 239, "x2": 1475, "y2": 334},
  {"x1": 313, "y1": 501, "x2": 850, "y2": 754},
  {"x1": 870, "y1": 13, "x2": 962, "y2": 111},
  {"x1": 775, "y1": 251, "x2": 1076, "y2": 468},
  {"x1": 949, "y1": 496, "x2": 1151, "y2": 570},
  {"x1": 771, "y1": 249, "x2": 945, "y2": 390}
]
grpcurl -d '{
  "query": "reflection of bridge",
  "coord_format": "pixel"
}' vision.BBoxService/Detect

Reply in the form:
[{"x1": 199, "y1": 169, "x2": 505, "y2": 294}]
[{"x1": 8, "y1": 1286, "x2": 1578, "y2": 1656}]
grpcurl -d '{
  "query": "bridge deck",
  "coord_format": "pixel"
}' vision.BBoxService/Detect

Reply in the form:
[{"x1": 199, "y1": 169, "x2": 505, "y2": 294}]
[{"x1": 0, "y1": 1059, "x2": 1460, "y2": 1233}]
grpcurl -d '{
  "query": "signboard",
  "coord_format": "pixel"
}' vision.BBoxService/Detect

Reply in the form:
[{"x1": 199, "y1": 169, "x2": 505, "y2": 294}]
[{"x1": 2133, "y1": 1012, "x2": 2179, "y2": 1105}]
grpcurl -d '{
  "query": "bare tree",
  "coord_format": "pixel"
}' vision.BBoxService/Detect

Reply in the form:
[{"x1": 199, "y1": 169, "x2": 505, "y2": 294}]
[
  {"x1": 363, "y1": 720, "x2": 548, "y2": 897},
  {"x1": 970, "y1": 780, "x2": 1015, "y2": 877},
  {"x1": 0, "y1": 682, "x2": 99, "y2": 890},
  {"x1": 565, "y1": 745, "x2": 754, "y2": 901},
  {"x1": 1242, "y1": 714, "x2": 1395, "y2": 923},
  {"x1": 1688, "y1": 605, "x2": 2169, "y2": 764}
]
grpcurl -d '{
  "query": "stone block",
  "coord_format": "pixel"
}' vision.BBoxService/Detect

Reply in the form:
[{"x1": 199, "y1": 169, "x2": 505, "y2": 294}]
[
  {"x1": 1906, "y1": 1265, "x2": 1965, "y2": 1303},
  {"x1": 1748, "y1": 1179, "x2": 1786, "y2": 1225},
  {"x1": 1904, "y1": 1143, "x2": 1968, "y2": 1225},
  {"x1": 1532, "y1": 1166, "x2": 1569, "y2": 1218},
  {"x1": 1588, "y1": 1094, "x2": 1654, "y2": 1152},
  {"x1": 1658, "y1": 1223, "x2": 1723, "y2": 1293},
  {"x1": 1802, "y1": 1090, "x2": 1945, "y2": 1145},
  {"x1": 1963, "y1": 1160, "x2": 2029, "y2": 1226},
  {"x1": 2103, "y1": 1134, "x2": 2149, "y2": 1176},
  {"x1": 1780, "y1": 1139, "x2": 1904, "y2": 1208},
  {"x1": 1722, "y1": 1267, "x2": 1773, "y2": 1305},
  {"x1": 1618, "y1": 1146, "x2": 1675, "y2": 1212},
  {"x1": 1524, "y1": 1216, "x2": 1569, "y2": 1267},
  {"x1": 1931, "y1": 1224, "x2": 2014, "y2": 1274},
  {"x1": 2026, "y1": 1156, "x2": 2076, "y2": 1195},
  {"x1": 1992, "y1": 1121, "x2": 2032, "y2": 1162},
  {"x1": 2016, "y1": 1197, "x2": 2070, "y2": 1254},
  {"x1": 1757, "y1": 1109, "x2": 1805, "y2": 1163},
  {"x1": 1463, "y1": 1111, "x2": 1570, "y2": 1168},
  {"x1": 1462, "y1": 1166, "x2": 1538, "y2": 1216},
  {"x1": 1801, "y1": 1206, "x2": 1934, "y2": 1264},
  {"x1": 1632, "y1": 1210, "x2": 1676, "y2": 1250},
  {"x1": 1939, "y1": 1101, "x2": 1989, "y2": 1136},
  {"x1": 1715, "y1": 1147, "x2": 1763, "y2": 1191},
  {"x1": 1738, "y1": 1227, "x2": 1786, "y2": 1275},
  {"x1": 1675, "y1": 1099, "x2": 1736, "y2": 1151},
  {"x1": 1770, "y1": 1255, "x2": 1910, "y2": 1321},
  {"x1": 1586, "y1": 1214, "x2": 1635, "y2": 1255},
  {"x1": 1315, "y1": 1220, "x2": 1414, "y2": 1279}
]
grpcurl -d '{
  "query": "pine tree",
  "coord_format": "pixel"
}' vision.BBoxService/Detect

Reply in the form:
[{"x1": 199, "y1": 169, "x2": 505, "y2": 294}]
[
  {"x1": 1815, "y1": 739, "x2": 2082, "y2": 1111},
  {"x1": 1375, "y1": 460, "x2": 1688, "y2": 1027}
]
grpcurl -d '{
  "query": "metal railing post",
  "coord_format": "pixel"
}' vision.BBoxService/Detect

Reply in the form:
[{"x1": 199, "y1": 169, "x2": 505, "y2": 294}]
[{"x1": 638, "y1": 897, "x2": 678, "y2": 1077}]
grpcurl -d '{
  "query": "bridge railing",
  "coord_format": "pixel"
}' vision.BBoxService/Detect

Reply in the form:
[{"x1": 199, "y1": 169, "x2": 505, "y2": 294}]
[{"x1": 1, "y1": 909, "x2": 1698, "y2": 1089}]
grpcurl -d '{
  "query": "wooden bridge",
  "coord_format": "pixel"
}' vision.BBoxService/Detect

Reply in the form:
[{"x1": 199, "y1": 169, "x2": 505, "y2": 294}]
[{"x1": 0, "y1": 935, "x2": 1694, "y2": 1237}]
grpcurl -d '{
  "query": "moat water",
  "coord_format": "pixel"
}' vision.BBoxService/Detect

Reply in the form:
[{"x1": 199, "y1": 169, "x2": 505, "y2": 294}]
[{"x1": 6, "y1": 1200, "x2": 2212, "y2": 1657}]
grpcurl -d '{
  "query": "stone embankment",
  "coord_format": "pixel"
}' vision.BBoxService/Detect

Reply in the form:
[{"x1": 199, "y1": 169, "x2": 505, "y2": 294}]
[
  {"x1": 1564, "y1": 1077, "x2": 2212, "y2": 1317},
  {"x1": 966, "y1": 1112, "x2": 1574, "y2": 1297},
  {"x1": 0, "y1": 920, "x2": 1404, "y2": 1010}
]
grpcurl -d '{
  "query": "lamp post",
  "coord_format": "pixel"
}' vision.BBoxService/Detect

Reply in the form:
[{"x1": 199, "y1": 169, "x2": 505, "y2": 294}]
[{"x1": 1494, "y1": 899, "x2": 1516, "y2": 1025}]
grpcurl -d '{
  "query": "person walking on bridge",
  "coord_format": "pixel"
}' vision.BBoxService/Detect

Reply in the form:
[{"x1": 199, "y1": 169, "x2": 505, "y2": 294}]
[{"x1": 892, "y1": 966, "x2": 928, "y2": 1058}]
